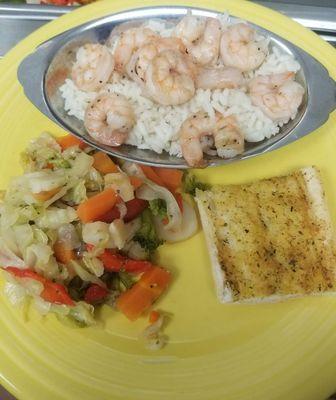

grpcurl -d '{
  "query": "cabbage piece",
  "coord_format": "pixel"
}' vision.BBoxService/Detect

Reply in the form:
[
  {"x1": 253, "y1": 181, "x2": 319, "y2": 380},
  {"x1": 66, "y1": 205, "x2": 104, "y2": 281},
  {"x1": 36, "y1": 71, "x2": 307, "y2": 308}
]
[
  {"x1": 49, "y1": 158, "x2": 71, "y2": 170},
  {"x1": 22, "y1": 132, "x2": 62, "y2": 172},
  {"x1": 109, "y1": 218, "x2": 141, "y2": 250},
  {"x1": 27, "y1": 132, "x2": 61, "y2": 154},
  {"x1": 82, "y1": 254, "x2": 104, "y2": 277},
  {"x1": 24, "y1": 170, "x2": 67, "y2": 194},
  {"x1": 82, "y1": 221, "x2": 111, "y2": 248},
  {"x1": 136, "y1": 180, "x2": 182, "y2": 230},
  {"x1": 43, "y1": 187, "x2": 68, "y2": 208},
  {"x1": 51, "y1": 304, "x2": 71, "y2": 316},
  {"x1": 4, "y1": 280, "x2": 27, "y2": 306},
  {"x1": 2, "y1": 269, "x2": 44, "y2": 301},
  {"x1": 69, "y1": 260, "x2": 106, "y2": 287},
  {"x1": 54, "y1": 302, "x2": 96, "y2": 328},
  {"x1": 32, "y1": 227, "x2": 49, "y2": 245},
  {"x1": 4, "y1": 181, "x2": 36, "y2": 207},
  {"x1": 36, "y1": 206, "x2": 78, "y2": 230},
  {"x1": 139, "y1": 315, "x2": 167, "y2": 351},
  {"x1": 17, "y1": 205, "x2": 40, "y2": 224},
  {"x1": 2, "y1": 270, "x2": 28, "y2": 306},
  {"x1": 122, "y1": 162, "x2": 146, "y2": 179},
  {"x1": 122, "y1": 240, "x2": 149, "y2": 260},
  {"x1": 35, "y1": 255, "x2": 68, "y2": 282},
  {"x1": 33, "y1": 296, "x2": 52, "y2": 315},
  {"x1": 24, "y1": 243, "x2": 64, "y2": 281},
  {"x1": 116, "y1": 202, "x2": 127, "y2": 220},
  {"x1": 0, "y1": 237, "x2": 26, "y2": 268},
  {"x1": 1, "y1": 227, "x2": 20, "y2": 256},
  {"x1": 104, "y1": 172, "x2": 134, "y2": 202},
  {"x1": 0, "y1": 204, "x2": 19, "y2": 229},
  {"x1": 20, "y1": 152, "x2": 36, "y2": 173},
  {"x1": 12, "y1": 224, "x2": 34, "y2": 256},
  {"x1": 4, "y1": 170, "x2": 66, "y2": 207},
  {"x1": 109, "y1": 219, "x2": 128, "y2": 250},
  {"x1": 24, "y1": 243, "x2": 53, "y2": 268},
  {"x1": 62, "y1": 180, "x2": 87, "y2": 205},
  {"x1": 68, "y1": 301, "x2": 95, "y2": 327},
  {"x1": 57, "y1": 224, "x2": 81, "y2": 250},
  {"x1": 67, "y1": 151, "x2": 93, "y2": 178},
  {"x1": 20, "y1": 277, "x2": 44, "y2": 296},
  {"x1": 85, "y1": 168, "x2": 104, "y2": 192}
]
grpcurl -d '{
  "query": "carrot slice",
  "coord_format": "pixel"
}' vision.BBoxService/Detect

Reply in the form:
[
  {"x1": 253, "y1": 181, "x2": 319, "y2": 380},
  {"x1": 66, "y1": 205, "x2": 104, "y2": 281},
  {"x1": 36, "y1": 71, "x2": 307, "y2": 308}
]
[
  {"x1": 149, "y1": 310, "x2": 160, "y2": 323},
  {"x1": 140, "y1": 165, "x2": 165, "y2": 187},
  {"x1": 153, "y1": 168, "x2": 183, "y2": 192},
  {"x1": 138, "y1": 266, "x2": 171, "y2": 297},
  {"x1": 33, "y1": 187, "x2": 60, "y2": 202},
  {"x1": 129, "y1": 176, "x2": 143, "y2": 189},
  {"x1": 92, "y1": 152, "x2": 119, "y2": 174},
  {"x1": 53, "y1": 241, "x2": 75, "y2": 264},
  {"x1": 116, "y1": 266, "x2": 171, "y2": 321},
  {"x1": 56, "y1": 134, "x2": 86, "y2": 150},
  {"x1": 77, "y1": 188, "x2": 118, "y2": 223},
  {"x1": 116, "y1": 285, "x2": 154, "y2": 321}
]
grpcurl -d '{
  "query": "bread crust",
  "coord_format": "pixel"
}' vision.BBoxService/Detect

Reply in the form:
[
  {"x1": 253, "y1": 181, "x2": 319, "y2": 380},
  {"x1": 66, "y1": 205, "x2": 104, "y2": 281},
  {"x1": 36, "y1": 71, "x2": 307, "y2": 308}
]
[{"x1": 195, "y1": 167, "x2": 336, "y2": 303}]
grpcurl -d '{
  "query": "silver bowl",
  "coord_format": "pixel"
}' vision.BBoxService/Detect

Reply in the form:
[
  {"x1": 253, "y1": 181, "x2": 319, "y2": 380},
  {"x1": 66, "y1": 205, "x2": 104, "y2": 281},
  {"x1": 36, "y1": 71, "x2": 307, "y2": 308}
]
[{"x1": 17, "y1": 6, "x2": 336, "y2": 168}]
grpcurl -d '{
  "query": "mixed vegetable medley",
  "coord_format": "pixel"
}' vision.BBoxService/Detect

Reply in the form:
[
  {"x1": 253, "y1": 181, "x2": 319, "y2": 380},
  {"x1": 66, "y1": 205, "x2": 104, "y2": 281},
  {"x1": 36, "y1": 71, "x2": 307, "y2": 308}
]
[{"x1": 0, "y1": 133, "x2": 202, "y2": 348}]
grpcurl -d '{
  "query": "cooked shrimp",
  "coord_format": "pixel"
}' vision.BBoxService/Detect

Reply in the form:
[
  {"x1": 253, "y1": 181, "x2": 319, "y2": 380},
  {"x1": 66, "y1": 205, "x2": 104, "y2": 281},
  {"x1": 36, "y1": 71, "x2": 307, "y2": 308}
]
[
  {"x1": 84, "y1": 93, "x2": 135, "y2": 146},
  {"x1": 179, "y1": 112, "x2": 215, "y2": 167},
  {"x1": 213, "y1": 115, "x2": 244, "y2": 158},
  {"x1": 113, "y1": 27, "x2": 158, "y2": 73},
  {"x1": 145, "y1": 49, "x2": 196, "y2": 106},
  {"x1": 248, "y1": 72, "x2": 304, "y2": 123},
  {"x1": 175, "y1": 16, "x2": 221, "y2": 66},
  {"x1": 175, "y1": 13, "x2": 206, "y2": 43},
  {"x1": 220, "y1": 23, "x2": 267, "y2": 72},
  {"x1": 196, "y1": 66, "x2": 245, "y2": 89},
  {"x1": 126, "y1": 37, "x2": 186, "y2": 86},
  {"x1": 179, "y1": 112, "x2": 244, "y2": 167},
  {"x1": 71, "y1": 44, "x2": 114, "y2": 92}
]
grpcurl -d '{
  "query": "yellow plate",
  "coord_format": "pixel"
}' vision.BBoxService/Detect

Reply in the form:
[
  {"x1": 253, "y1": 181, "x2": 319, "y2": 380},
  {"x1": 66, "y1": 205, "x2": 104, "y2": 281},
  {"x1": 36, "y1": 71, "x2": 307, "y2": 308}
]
[{"x1": 1, "y1": 1, "x2": 336, "y2": 399}]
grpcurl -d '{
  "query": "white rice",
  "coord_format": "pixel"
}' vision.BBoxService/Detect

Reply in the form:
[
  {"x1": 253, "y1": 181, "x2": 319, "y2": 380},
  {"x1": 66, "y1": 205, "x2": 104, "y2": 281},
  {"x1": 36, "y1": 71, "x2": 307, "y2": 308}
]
[
  {"x1": 60, "y1": 80, "x2": 96, "y2": 121},
  {"x1": 59, "y1": 15, "x2": 301, "y2": 158}
]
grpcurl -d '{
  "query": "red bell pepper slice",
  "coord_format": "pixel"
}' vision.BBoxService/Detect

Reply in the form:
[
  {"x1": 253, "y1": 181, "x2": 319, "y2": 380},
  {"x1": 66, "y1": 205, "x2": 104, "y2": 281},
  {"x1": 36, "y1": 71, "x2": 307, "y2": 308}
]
[
  {"x1": 98, "y1": 250, "x2": 152, "y2": 274},
  {"x1": 97, "y1": 198, "x2": 148, "y2": 223},
  {"x1": 84, "y1": 284, "x2": 109, "y2": 304},
  {"x1": 41, "y1": 282, "x2": 75, "y2": 306},
  {"x1": 6, "y1": 267, "x2": 45, "y2": 283},
  {"x1": 6, "y1": 267, "x2": 74, "y2": 306}
]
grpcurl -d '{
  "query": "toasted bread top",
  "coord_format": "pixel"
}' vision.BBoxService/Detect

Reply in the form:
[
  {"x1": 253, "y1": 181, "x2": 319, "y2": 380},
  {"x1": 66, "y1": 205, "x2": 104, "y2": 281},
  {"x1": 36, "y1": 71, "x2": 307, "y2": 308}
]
[{"x1": 196, "y1": 167, "x2": 336, "y2": 302}]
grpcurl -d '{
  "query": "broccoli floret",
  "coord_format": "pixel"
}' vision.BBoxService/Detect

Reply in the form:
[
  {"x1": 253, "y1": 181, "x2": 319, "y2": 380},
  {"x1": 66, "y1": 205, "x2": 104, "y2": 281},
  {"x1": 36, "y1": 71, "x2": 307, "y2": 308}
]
[
  {"x1": 149, "y1": 199, "x2": 167, "y2": 219},
  {"x1": 134, "y1": 209, "x2": 163, "y2": 254},
  {"x1": 183, "y1": 173, "x2": 210, "y2": 196}
]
